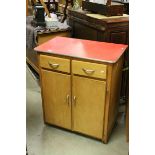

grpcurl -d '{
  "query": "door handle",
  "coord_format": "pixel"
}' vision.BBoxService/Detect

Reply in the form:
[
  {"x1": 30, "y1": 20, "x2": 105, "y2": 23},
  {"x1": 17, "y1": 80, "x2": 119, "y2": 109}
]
[
  {"x1": 48, "y1": 62, "x2": 59, "y2": 69},
  {"x1": 73, "y1": 96, "x2": 76, "y2": 106},
  {"x1": 82, "y1": 68, "x2": 95, "y2": 75},
  {"x1": 66, "y1": 95, "x2": 70, "y2": 106}
]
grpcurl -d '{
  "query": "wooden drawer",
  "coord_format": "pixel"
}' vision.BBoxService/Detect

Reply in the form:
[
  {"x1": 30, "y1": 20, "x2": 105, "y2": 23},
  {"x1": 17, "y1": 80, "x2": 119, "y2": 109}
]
[
  {"x1": 72, "y1": 60, "x2": 107, "y2": 79},
  {"x1": 40, "y1": 55, "x2": 70, "y2": 73}
]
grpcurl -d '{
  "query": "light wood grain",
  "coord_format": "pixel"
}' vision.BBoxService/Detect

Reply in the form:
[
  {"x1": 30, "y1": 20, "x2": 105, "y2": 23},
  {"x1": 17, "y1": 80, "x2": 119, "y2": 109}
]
[
  {"x1": 38, "y1": 54, "x2": 46, "y2": 122},
  {"x1": 72, "y1": 60, "x2": 107, "y2": 79},
  {"x1": 38, "y1": 52, "x2": 124, "y2": 143},
  {"x1": 37, "y1": 31, "x2": 71, "y2": 45},
  {"x1": 41, "y1": 69, "x2": 71, "y2": 129},
  {"x1": 40, "y1": 55, "x2": 70, "y2": 73},
  {"x1": 72, "y1": 75, "x2": 106, "y2": 139},
  {"x1": 107, "y1": 57, "x2": 123, "y2": 138},
  {"x1": 103, "y1": 57, "x2": 124, "y2": 143},
  {"x1": 102, "y1": 64, "x2": 113, "y2": 143}
]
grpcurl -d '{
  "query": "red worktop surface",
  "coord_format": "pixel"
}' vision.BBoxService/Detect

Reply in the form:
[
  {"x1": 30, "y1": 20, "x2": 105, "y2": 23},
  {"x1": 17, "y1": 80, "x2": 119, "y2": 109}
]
[{"x1": 34, "y1": 37, "x2": 128, "y2": 63}]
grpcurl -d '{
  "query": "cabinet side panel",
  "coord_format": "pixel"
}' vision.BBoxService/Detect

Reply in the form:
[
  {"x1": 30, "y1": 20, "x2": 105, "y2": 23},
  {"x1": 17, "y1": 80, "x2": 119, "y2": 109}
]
[
  {"x1": 107, "y1": 56, "x2": 124, "y2": 139},
  {"x1": 38, "y1": 54, "x2": 46, "y2": 123},
  {"x1": 102, "y1": 65, "x2": 113, "y2": 143}
]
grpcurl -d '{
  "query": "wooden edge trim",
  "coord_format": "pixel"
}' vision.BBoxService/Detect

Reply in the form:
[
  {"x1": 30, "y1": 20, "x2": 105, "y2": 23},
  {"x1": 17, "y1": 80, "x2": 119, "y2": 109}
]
[
  {"x1": 102, "y1": 64, "x2": 113, "y2": 143},
  {"x1": 37, "y1": 54, "x2": 46, "y2": 123}
]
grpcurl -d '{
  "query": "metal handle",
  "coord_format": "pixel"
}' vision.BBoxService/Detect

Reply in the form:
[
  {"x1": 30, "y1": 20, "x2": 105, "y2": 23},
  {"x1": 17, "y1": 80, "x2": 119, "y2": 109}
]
[
  {"x1": 73, "y1": 96, "x2": 76, "y2": 106},
  {"x1": 48, "y1": 62, "x2": 59, "y2": 69},
  {"x1": 82, "y1": 68, "x2": 95, "y2": 75},
  {"x1": 66, "y1": 95, "x2": 70, "y2": 106}
]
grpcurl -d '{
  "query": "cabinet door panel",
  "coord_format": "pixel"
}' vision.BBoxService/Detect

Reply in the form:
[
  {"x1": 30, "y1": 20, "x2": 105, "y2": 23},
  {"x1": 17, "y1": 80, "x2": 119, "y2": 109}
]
[
  {"x1": 73, "y1": 76, "x2": 106, "y2": 139},
  {"x1": 41, "y1": 70, "x2": 71, "y2": 129}
]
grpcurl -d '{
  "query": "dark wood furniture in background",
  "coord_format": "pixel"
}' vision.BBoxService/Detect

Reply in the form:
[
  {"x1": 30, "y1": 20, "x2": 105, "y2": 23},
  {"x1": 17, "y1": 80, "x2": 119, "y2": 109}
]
[
  {"x1": 112, "y1": 0, "x2": 129, "y2": 15},
  {"x1": 68, "y1": 9, "x2": 129, "y2": 44},
  {"x1": 82, "y1": 0, "x2": 124, "y2": 16}
]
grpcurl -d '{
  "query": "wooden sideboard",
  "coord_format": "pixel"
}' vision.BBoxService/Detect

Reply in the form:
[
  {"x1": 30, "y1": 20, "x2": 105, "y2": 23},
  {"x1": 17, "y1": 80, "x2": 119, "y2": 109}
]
[
  {"x1": 34, "y1": 37, "x2": 128, "y2": 143},
  {"x1": 68, "y1": 9, "x2": 129, "y2": 44}
]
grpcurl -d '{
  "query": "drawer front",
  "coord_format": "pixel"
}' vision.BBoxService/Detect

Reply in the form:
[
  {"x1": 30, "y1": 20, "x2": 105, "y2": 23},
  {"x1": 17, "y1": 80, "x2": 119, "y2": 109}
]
[
  {"x1": 72, "y1": 60, "x2": 107, "y2": 79},
  {"x1": 40, "y1": 55, "x2": 70, "y2": 73}
]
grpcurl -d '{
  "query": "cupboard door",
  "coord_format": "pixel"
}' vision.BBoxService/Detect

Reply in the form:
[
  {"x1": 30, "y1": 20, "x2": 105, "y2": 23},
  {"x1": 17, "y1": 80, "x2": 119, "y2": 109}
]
[
  {"x1": 41, "y1": 69, "x2": 71, "y2": 129},
  {"x1": 72, "y1": 76, "x2": 106, "y2": 139}
]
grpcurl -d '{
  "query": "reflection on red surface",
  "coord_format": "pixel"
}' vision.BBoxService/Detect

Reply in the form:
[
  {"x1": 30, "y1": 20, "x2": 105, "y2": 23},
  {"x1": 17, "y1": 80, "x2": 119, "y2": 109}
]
[{"x1": 34, "y1": 37, "x2": 128, "y2": 63}]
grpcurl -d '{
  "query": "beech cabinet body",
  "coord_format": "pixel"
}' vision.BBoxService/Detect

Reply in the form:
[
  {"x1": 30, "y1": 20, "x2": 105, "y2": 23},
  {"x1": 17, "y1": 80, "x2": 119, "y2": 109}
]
[{"x1": 39, "y1": 54, "x2": 123, "y2": 143}]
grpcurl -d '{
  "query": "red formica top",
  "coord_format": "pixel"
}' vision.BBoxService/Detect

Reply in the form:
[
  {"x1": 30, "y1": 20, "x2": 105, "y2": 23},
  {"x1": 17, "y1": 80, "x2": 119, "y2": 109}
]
[{"x1": 34, "y1": 37, "x2": 128, "y2": 63}]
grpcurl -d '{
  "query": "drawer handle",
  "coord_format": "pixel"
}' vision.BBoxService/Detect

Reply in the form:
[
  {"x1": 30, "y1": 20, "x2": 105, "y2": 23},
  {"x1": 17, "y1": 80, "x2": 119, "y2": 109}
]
[
  {"x1": 82, "y1": 68, "x2": 95, "y2": 75},
  {"x1": 48, "y1": 62, "x2": 59, "y2": 69}
]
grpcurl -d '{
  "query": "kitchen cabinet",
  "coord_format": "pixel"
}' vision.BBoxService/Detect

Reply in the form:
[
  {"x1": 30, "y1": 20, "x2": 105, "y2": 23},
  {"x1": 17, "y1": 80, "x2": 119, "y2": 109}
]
[{"x1": 35, "y1": 37, "x2": 128, "y2": 143}]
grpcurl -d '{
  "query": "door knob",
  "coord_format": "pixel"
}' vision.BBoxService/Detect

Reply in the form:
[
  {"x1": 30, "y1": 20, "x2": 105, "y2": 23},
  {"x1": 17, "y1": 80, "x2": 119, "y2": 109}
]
[
  {"x1": 73, "y1": 96, "x2": 76, "y2": 106},
  {"x1": 66, "y1": 95, "x2": 70, "y2": 106}
]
